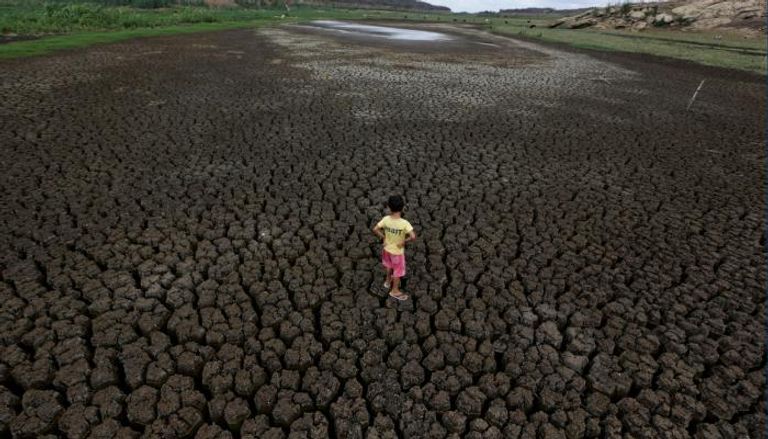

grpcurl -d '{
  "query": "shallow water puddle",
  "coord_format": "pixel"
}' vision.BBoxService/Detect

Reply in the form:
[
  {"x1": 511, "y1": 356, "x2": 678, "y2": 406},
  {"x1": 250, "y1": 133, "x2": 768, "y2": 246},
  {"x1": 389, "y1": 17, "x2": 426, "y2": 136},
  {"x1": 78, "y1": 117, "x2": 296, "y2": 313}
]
[{"x1": 310, "y1": 20, "x2": 453, "y2": 42}]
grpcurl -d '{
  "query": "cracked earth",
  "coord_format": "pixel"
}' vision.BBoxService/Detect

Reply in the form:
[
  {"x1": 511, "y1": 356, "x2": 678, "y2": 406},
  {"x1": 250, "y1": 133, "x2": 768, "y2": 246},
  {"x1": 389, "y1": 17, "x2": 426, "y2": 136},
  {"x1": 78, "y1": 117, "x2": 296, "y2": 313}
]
[{"x1": 0, "y1": 21, "x2": 765, "y2": 439}]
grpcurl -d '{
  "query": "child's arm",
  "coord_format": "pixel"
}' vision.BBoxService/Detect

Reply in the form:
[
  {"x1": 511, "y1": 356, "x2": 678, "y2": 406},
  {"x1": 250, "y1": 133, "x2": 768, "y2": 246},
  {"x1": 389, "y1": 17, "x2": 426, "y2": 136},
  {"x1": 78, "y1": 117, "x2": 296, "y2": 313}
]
[
  {"x1": 372, "y1": 225, "x2": 385, "y2": 241},
  {"x1": 398, "y1": 231, "x2": 417, "y2": 248}
]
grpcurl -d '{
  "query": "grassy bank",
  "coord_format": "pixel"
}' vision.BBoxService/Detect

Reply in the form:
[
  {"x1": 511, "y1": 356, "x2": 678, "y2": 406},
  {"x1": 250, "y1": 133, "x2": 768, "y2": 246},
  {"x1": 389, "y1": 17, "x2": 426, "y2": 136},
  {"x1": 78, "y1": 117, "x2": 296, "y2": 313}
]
[
  {"x1": 1, "y1": 2, "x2": 262, "y2": 34},
  {"x1": 484, "y1": 16, "x2": 766, "y2": 74},
  {"x1": 0, "y1": 21, "x2": 273, "y2": 58}
]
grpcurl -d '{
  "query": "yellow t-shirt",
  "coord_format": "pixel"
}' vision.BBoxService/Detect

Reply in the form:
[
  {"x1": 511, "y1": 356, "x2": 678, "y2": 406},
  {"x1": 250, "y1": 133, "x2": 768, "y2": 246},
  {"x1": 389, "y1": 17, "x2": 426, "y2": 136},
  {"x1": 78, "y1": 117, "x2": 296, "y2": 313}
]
[{"x1": 377, "y1": 215, "x2": 414, "y2": 256}]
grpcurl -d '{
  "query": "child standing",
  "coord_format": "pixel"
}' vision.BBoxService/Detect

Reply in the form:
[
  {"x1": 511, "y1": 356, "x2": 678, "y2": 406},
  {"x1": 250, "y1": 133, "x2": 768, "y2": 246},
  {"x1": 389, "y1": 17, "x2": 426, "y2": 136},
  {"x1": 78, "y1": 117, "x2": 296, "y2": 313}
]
[{"x1": 373, "y1": 195, "x2": 416, "y2": 301}]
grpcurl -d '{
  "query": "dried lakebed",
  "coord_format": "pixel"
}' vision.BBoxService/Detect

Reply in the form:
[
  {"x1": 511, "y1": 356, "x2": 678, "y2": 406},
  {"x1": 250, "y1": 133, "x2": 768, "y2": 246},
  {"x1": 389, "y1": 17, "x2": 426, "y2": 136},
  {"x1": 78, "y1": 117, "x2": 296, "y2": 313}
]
[
  {"x1": 308, "y1": 21, "x2": 454, "y2": 42},
  {"x1": 0, "y1": 22, "x2": 765, "y2": 438}
]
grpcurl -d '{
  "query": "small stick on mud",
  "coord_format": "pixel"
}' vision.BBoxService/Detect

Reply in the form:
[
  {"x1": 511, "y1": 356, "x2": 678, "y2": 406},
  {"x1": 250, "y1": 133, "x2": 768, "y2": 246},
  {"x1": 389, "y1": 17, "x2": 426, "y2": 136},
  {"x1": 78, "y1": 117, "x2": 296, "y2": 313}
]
[{"x1": 686, "y1": 79, "x2": 706, "y2": 111}]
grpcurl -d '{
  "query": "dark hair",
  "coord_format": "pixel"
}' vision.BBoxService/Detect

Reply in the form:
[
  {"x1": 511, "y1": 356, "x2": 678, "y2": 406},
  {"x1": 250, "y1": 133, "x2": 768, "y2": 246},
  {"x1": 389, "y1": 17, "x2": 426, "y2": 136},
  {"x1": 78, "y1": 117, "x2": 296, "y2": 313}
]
[{"x1": 387, "y1": 195, "x2": 405, "y2": 213}]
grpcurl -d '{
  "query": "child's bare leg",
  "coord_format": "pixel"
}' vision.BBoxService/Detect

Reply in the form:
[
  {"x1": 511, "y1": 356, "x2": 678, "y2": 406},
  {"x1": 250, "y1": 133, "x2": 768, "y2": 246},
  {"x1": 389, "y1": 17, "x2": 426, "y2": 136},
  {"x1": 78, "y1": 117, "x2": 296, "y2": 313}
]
[
  {"x1": 389, "y1": 277, "x2": 408, "y2": 300},
  {"x1": 384, "y1": 268, "x2": 393, "y2": 288},
  {"x1": 391, "y1": 277, "x2": 401, "y2": 295}
]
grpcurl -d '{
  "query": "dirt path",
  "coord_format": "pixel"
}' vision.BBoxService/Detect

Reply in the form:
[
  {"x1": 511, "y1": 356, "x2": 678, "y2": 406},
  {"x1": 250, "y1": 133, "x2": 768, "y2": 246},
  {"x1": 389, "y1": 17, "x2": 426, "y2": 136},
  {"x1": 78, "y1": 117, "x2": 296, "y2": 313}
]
[{"x1": 0, "y1": 24, "x2": 764, "y2": 438}]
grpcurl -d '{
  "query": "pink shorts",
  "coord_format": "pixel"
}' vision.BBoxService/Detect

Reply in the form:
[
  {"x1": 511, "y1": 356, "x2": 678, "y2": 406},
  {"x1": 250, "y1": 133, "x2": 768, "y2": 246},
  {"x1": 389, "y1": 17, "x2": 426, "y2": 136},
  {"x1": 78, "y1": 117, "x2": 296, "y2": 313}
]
[{"x1": 381, "y1": 250, "x2": 406, "y2": 278}]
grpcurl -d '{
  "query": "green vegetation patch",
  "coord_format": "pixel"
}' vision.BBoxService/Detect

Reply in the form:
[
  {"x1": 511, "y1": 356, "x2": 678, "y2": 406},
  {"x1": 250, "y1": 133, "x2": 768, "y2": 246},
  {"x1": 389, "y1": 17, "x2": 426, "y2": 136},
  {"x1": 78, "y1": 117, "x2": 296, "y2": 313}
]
[
  {"x1": 0, "y1": 1, "x2": 275, "y2": 35},
  {"x1": 0, "y1": 21, "x2": 271, "y2": 59},
  {"x1": 487, "y1": 20, "x2": 766, "y2": 74}
]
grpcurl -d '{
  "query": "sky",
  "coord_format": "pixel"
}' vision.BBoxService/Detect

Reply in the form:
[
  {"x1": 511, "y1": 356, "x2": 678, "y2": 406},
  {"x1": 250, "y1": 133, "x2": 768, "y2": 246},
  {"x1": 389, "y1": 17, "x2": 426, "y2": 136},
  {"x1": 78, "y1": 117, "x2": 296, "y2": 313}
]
[{"x1": 429, "y1": 0, "x2": 605, "y2": 12}]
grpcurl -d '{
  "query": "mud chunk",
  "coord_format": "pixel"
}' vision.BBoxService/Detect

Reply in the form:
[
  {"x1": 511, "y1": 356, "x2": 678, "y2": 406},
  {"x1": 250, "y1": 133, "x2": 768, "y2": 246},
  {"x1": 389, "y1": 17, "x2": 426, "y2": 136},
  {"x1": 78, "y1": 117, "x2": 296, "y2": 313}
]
[
  {"x1": 119, "y1": 345, "x2": 151, "y2": 390},
  {"x1": 0, "y1": 385, "x2": 20, "y2": 435},
  {"x1": 478, "y1": 373, "x2": 510, "y2": 399},
  {"x1": 302, "y1": 367, "x2": 340, "y2": 409},
  {"x1": 126, "y1": 385, "x2": 158, "y2": 425},
  {"x1": 272, "y1": 391, "x2": 303, "y2": 427},
  {"x1": 175, "y1": 346, "x2": 209, "y2": 377},
  {"x1": 617, "y1": 397, "x2": 654, "y2": 436},
  {"x1": 428, "y1": 389, "x2": 451, "y2": 412},
  {"x1": 400, "y1": 402, "x2": 445, "y2": 438},
  {"x1": 344, "y1": 378, "x2": 364, "y2": 399},
  {"x1": 91, "y1": 358, "x2": 119, "y2": 389},
  {"x1": 224, "y1": 397, "x2": 251, "y2": 430},
  {"x1": 11, "y1": 357, "x2": 53, "y2": 390},
  {"x1": 10, "y1": 390, "x2": 63, "y2": 437},
  {"x1": 423, "y1": 349, "x2": 445, "y2": 372},
  {"x1": 158, "y1": 375, "x2": 206, "y2": 416},
  {"x1": 584, "y1": 392, "x2": 611, "y2": 420},
  {"x1": 456, "y1": 386, "x2": 486, "y2": 417},
  {"x1": 367, "y1": 413, "x2": 397, "y2": 439},
  {"x1": 202, "y1": 360, "x2": 233, "y2": 394},
  {"x1": 562, "y1": 352, "x2": 588, "y2": 373},
  {"x1": 289, "y1": 412, "x2": 329, "y2": 438},
  {"x1": 234, "y1": 369, "x2": 255, "y2": 397},
  {"x1": 506, "y1": 387, "x2": 534, "y2": 412},
  {"x1": 401, "y1": 360, "x2": 425, "y2": 389},
  {"x1": 587, "y1": 353, "x2": 631, "y2": 399},
  {"x1": 535, "y1": 321, "x2": 563, "y2": 347},
  {"x1": 145, "y1": 353, "x2": 174, "y2": 387},
  {"x1": 207, "y1": 393, "x2": 229, "y2": 424},
  {"x1": 58, "y1": 403, "x2": 99, "y2": 439},
  {"x1": 563, "y1": 408, "x2": 587, "y2": 438},
  {"x1": 330, "y1": 396, "x2": 369, "y2": 438},
  {"x1": 241, "y1": 415, "x2": 271, "y2": 438},
  {"x1": 88, "y1": 418, "x2": 141, "y2": 438},
  {"x1": 368, "y1": 372, "x2": 405, "y2": 417},
  {"x1": 442, "y1": 410, "x2": 467, "y2": 433},
  {"x1": 195, "y1": 424, "x2": 233, "y2": 439},
  {"x1": 92, "y1": 386, "x2": 125, "y2": 419},
  {"x1": 485, "y1": 399, "x2": 508, "y2": 427},
  {"x1": 254, "y1": 384, "x2": 278, "y2": 414},
  {"x1": 540, "y1": 423, "x2": 566, "y2": 439}
]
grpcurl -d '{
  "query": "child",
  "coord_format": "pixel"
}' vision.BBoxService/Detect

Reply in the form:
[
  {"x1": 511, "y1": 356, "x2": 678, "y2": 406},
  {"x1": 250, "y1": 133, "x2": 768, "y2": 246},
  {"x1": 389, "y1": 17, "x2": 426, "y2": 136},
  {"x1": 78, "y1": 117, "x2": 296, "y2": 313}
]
[{"x1": 373, "y1": 195, "x2": 416, "y2": 301}]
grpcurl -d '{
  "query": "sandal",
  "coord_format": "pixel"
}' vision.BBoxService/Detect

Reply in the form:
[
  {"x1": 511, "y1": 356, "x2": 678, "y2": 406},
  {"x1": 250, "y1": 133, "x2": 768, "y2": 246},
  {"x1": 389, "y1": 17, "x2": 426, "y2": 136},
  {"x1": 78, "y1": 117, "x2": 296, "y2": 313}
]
[{"x1": 389, "y1": 291, "x2": 409, "y2": 301}]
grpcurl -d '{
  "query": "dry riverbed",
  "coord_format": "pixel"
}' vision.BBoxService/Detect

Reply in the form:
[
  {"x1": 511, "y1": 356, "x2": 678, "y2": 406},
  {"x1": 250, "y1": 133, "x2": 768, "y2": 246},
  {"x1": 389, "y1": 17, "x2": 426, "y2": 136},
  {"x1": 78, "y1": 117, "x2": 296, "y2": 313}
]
[{"x1": 0, "y1": 22, "x2": 764, "y2": 438}]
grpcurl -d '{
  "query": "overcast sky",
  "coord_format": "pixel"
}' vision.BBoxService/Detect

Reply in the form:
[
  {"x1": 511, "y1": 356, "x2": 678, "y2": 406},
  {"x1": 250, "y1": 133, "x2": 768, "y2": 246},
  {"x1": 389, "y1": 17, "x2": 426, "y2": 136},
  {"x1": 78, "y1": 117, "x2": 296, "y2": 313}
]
[{"x1": 430, "y1": 0, "x2": 605, "y2": 12}]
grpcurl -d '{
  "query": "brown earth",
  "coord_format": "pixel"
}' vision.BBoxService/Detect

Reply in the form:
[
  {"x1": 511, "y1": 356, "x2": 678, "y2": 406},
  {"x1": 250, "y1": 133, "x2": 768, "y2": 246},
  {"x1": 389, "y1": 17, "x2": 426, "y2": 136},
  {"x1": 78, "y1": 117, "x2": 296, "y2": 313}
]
[{"x1": 0, "y1": 23, "x2": 765, "y2": 438}]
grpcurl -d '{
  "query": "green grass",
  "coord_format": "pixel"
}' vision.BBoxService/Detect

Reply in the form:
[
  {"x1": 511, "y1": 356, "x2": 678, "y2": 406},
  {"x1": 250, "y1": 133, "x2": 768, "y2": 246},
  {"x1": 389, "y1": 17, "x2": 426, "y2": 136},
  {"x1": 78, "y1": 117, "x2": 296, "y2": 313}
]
[
  {"x1": 0, "y1": 2, "x2": 281, "y2": 35},
  {"x1": 0, "y1": 20, "x2": 272, "y2": 58},
  {"x1": 485, "y1": 18, "x2": 766, "y2": 74},
  {"x1": 0, "y1": 1, "x2": 765, "y2": 74}
]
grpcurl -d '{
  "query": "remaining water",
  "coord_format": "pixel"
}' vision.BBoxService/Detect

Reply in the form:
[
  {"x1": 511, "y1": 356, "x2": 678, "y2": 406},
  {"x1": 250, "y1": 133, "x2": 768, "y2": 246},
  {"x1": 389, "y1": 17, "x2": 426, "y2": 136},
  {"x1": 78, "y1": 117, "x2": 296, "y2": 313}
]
[{"x1": 310, "y1": 20, "x2": 453, "y2": 42}]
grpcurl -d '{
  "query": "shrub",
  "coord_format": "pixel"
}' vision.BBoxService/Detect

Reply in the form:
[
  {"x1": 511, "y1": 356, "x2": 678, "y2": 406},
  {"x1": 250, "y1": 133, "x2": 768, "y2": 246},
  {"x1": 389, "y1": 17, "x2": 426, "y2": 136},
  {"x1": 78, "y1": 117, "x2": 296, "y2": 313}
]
[
  {"x1": 176, "y1": 8, "x2": 219, "y2": 23},
  {"x1": 99, "y1": 0, "x2": 172, "y2": 8},
  {"x1": 130, "y1": 0, "x2": 172, "y2": 8},
  {"x1": 43, "y1": 3, "x2": 116, "y2": 29},
  {"x1": 620, "y1": 2, "x2": 631, "y2": 15}
]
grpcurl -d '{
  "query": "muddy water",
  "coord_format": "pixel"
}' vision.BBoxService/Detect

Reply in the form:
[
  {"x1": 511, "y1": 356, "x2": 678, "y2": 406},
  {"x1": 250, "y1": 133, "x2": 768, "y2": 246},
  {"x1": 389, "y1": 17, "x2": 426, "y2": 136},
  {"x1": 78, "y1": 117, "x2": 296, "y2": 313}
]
[{"x1": 310, "y1": 20, "x2": 453, "y2": 42}]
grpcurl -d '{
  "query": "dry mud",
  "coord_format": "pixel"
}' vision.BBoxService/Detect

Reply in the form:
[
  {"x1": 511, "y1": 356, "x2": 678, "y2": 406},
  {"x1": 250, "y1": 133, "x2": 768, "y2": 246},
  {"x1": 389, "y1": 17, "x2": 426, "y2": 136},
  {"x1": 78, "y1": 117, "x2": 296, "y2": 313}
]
[{"x1": 0, "y1": 22, "x2": 765, "y2": 438}]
